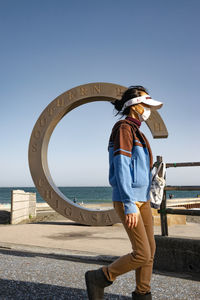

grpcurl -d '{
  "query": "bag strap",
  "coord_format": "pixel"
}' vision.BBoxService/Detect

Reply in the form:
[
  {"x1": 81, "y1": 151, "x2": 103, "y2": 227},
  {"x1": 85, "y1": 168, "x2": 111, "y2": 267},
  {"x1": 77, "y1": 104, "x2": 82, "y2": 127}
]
[
  {"x1": 152, "y1": 162, "x2": 165, "y2": 181},
  {"x1": 161, "y1": 162, "x2": 166, "y2": 178}
]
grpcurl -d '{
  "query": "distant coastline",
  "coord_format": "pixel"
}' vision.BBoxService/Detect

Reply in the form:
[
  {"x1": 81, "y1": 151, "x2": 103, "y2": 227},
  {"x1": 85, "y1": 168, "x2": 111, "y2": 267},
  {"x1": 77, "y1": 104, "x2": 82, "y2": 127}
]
[{"x1": 0, "y1": 186, "x2": 200, "y2": 205}]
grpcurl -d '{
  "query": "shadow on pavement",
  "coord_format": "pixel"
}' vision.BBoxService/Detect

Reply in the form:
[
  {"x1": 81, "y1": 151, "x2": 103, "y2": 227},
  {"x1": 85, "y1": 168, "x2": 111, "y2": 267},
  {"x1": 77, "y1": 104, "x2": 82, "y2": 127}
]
[
  {"x1": 0, "y1": 247, "x2": 114, "y2": 265},
  {"x1": 0, "y1": 278, "x2": 131, "y2": 299},
  {"x1": 0, "y1": 248, "x2": 199, "y2": 282}
]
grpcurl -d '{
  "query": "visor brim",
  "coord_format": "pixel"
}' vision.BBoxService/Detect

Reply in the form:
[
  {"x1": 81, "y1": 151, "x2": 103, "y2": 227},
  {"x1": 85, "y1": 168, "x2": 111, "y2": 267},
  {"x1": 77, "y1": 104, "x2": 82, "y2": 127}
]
[{"x1": 142, "y1": 98, "x2": 163, "y2": 109}]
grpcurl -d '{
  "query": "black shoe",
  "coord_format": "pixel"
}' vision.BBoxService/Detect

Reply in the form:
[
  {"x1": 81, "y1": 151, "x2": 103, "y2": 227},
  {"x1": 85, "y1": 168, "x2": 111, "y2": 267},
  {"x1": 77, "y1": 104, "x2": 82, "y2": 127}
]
[
  {"x1": 85, "y1": 268, "x2": 113, "y2": 300},
  {"x1": 132, "y1": 291, "x2": 152, "y2": 300}
]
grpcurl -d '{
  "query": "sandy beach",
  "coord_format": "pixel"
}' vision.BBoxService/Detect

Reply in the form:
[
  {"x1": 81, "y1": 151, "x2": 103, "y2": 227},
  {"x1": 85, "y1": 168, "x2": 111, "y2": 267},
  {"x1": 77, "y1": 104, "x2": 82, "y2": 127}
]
[{"x1": 0, "y1": 201, "x2": 200, "y2": 225}]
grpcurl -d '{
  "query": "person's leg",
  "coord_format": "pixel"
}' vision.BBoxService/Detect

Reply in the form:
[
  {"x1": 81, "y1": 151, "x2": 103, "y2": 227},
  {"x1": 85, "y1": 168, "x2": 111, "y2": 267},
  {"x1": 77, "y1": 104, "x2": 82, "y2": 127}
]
[
  {"x1": 102, "y1": 201, "x2": 153, "y2": 295},
  {"x1": 134, "y1": 200, "x2": 156, "y2": 295}
]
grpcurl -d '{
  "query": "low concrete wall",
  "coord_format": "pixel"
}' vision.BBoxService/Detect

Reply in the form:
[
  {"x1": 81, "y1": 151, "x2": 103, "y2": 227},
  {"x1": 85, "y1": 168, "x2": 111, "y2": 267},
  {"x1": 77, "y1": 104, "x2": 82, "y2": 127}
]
[
  {"x1": 11, "y1": 190, "x2": 36, "y2": 224},
  {"x1": 154, "y1": 235, "x2": 200, "y2": 279},
  {"x1": 152, "y1": 207, "x2": 186, "y2": 226}
]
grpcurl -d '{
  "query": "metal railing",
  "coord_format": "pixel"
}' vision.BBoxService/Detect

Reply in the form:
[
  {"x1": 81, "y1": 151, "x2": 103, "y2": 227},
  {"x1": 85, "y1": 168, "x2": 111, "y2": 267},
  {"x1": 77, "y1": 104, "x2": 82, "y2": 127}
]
[{"x1": 155, "y1": 156, "x2": 200, "y2": 236}]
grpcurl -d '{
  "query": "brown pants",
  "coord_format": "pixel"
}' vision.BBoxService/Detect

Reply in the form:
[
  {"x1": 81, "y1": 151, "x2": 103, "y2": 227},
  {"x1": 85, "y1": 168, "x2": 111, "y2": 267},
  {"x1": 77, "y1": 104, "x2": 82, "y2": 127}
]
[{"x1": 102, "y1": 200, "x2": 156, "y2": 295}]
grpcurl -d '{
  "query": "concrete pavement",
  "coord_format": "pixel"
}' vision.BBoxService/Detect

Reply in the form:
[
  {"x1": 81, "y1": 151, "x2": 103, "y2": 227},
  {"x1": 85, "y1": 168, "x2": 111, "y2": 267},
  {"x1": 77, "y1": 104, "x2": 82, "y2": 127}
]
[
  {"x1": 0, "y1": 248, "x2": 200, "y2": 299},
  {"x1": 0, "y1": 219, "x2": 200, "y2": 257},
  {"x1": 0, "y1": 219, "x2": 200, "y2": 299}
]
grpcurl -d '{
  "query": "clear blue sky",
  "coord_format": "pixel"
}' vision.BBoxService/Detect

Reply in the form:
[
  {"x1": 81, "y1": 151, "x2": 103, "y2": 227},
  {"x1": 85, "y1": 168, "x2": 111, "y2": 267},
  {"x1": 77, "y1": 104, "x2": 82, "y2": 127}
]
[{"x1": 1, "y1": 0, "x2": 200, "y2": 187}]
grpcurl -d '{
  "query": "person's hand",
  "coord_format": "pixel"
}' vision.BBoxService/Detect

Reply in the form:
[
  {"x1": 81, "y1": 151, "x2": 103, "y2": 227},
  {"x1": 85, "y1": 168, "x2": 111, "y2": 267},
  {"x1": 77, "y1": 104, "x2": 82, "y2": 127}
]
[{"x1": 125, "y1": 213, "x2": 139, "y2": 229}]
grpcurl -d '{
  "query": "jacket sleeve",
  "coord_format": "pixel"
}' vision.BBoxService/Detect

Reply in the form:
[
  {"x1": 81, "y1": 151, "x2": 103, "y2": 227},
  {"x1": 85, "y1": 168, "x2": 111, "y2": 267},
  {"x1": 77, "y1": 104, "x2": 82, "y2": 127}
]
[{"x1": 113, "y1": 124, "x2": 137, "y2": 214}]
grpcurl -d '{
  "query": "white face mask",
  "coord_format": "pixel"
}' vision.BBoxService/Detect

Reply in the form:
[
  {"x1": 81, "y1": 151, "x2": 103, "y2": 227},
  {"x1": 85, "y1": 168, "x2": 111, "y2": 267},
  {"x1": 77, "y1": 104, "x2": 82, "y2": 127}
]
[{"x1": 136, "y1": 106, "x2": 151, "y2": 122}]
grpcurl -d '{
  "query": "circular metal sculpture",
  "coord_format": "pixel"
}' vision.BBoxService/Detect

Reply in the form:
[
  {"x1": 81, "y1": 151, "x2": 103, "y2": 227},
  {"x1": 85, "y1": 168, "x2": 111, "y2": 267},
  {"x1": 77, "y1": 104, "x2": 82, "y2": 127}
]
[{"x1": 29, "y1": 82, "x2": 168, "y2": 226}]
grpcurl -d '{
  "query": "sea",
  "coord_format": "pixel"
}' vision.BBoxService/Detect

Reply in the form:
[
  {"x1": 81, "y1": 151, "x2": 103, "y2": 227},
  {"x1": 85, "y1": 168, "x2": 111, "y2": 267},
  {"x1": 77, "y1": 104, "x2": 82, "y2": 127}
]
[{"x1": 0, "y1": 186, "x2": 200, "y2": 205}]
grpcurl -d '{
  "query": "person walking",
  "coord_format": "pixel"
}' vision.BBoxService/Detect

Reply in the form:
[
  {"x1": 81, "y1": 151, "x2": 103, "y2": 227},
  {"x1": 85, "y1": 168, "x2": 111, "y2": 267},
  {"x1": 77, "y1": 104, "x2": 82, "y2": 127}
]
[{"x1": 85, "y1": 85, "x2": 163, "y2": 300}]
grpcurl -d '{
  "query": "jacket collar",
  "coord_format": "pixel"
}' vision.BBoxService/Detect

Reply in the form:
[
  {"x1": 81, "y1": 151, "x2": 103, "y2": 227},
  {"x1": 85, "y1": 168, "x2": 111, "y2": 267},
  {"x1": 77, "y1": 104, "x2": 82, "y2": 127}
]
[{"x1": 125, "y1": 116, "x2": 141, "y2": 128}]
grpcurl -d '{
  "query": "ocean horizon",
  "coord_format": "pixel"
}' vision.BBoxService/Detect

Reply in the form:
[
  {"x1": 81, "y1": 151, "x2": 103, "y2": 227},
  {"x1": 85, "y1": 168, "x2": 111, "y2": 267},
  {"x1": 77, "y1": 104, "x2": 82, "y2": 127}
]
[{"x1": 1, "y1": 186, "x2": 200, "y2": 205}]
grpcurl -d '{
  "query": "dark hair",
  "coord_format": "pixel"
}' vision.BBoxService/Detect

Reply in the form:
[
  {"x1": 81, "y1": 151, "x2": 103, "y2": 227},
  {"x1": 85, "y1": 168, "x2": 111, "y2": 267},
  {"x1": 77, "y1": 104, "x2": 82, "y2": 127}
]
[{"x1": 112, "y1": 85, "x2": 148, "y2": 116}]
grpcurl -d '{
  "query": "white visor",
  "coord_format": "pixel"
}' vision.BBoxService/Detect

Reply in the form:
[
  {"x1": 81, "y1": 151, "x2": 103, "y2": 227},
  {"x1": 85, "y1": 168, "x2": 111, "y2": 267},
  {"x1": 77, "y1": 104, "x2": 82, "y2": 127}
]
[{"x1": 122, "y1": 95, "x2": 163, "y2": 111}]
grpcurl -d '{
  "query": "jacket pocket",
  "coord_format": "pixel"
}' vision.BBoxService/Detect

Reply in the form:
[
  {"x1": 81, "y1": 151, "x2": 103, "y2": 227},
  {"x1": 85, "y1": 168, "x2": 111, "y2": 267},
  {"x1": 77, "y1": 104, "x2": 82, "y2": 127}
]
[{"x1": 131, "y1": 158, "x2": 137, "y2": 183}]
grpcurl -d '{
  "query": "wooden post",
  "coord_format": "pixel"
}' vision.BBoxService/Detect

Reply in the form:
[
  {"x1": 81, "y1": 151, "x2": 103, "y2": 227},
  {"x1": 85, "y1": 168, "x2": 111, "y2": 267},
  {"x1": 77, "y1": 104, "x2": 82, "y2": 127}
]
[
  {"x1": 156, "y1": 156, "x2": 168, "y2": 236},
  {"x1": 160, "y1": 189, "x2": 168, "y2": 236}
]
